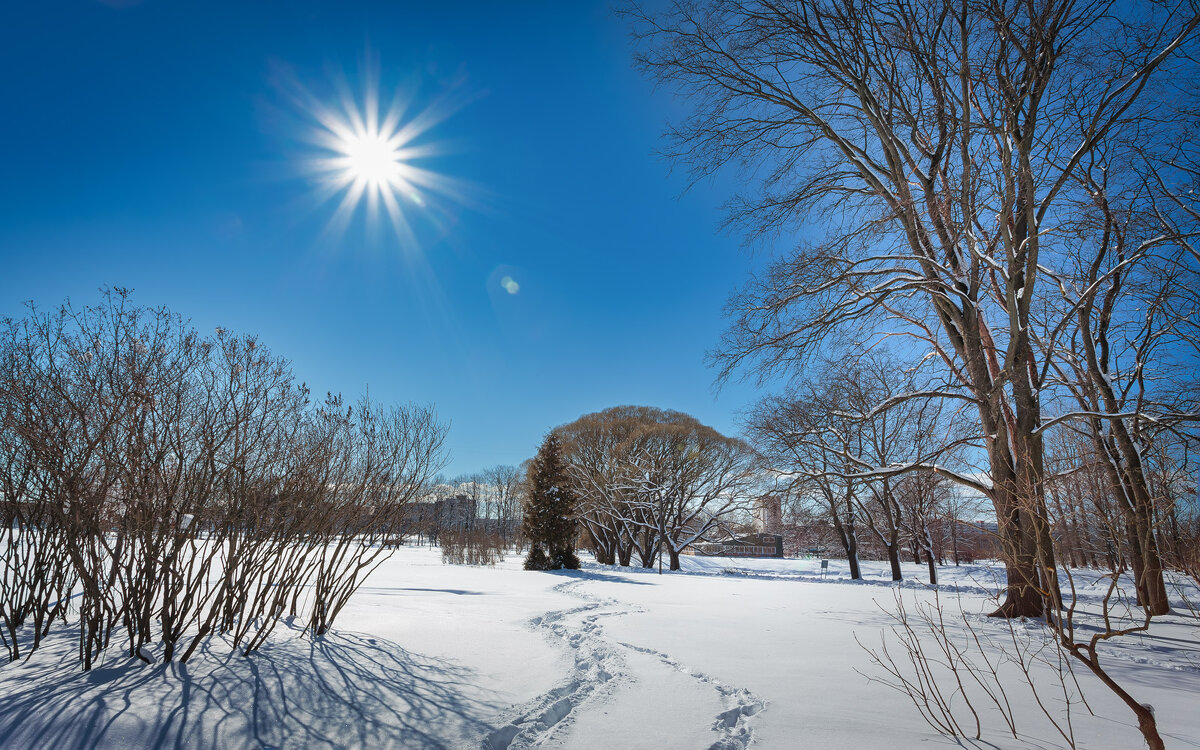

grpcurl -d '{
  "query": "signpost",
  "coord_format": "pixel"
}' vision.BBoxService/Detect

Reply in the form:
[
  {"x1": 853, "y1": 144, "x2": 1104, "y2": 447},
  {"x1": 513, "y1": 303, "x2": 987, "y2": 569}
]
[{"x1": 820, "y1": 559, "x2": 828, "y2": 579}]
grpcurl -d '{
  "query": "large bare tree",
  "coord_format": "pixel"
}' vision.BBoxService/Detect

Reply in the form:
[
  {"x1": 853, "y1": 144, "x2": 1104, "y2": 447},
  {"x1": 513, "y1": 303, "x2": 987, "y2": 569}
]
[
  {"x1": 555, "y1": 406, "x2": 759, "y2": 569},
  {"x1": 629, "y1": 0, "x2": 1200, "y2": 616}
]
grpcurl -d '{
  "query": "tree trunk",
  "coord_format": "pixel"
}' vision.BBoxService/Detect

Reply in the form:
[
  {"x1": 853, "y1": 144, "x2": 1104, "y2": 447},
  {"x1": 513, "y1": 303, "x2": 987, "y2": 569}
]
[
  {"x1": 637, "y1": 529, "x2": 657, "y2": 568},
  {"x1": 886, "y1": 541, "x2": 902, "y2": 582},
  {"x1": 1132, "y1": 504, "x2": 1169, "y2": 615},
  {"x1": 991, "y1": 495, "x2": 1049, "y2": 618},
  {"x1": 617, "y1": 540, "x2": 633, "y2": 567},
  {"x1": 921, "y1": 526, "x2": 938, "y2": 585},
  {"x1": 832, "y1": 515, "x2": 861, "y2": 580},
  {"x1": 846, "y1": 524, "x2": 861, "y2": 580},
  {"x1": 987, "y1": 431, "x2": 1056, "y2": 618},
  {"x1": 1108, "y1": 434, "x2": 1170, "y2": 615}
]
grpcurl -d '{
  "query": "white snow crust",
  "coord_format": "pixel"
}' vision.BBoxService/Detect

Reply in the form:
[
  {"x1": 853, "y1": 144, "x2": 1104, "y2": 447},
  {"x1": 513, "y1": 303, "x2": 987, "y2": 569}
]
[{"x1": 0, "y1": 546, "x2": 1196, "y2": 749}]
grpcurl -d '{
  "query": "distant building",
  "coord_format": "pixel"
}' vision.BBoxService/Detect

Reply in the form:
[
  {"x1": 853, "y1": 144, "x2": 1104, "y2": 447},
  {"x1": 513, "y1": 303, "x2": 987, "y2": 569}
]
[
  {"x1": 755, "y1": 494, "x2": 783, "y2": 536},
  {"x1": 401, "y1": 494, "x2": 477, "y2": 541},
  {"x1": 688, "y1": 533, "x2": 784, "y2": 558}
]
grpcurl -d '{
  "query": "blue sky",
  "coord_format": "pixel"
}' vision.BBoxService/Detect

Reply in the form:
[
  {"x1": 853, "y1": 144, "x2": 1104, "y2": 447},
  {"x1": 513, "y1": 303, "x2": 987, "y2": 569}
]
[{"x1": 0, "y1": 0, "x2": 768, "y2": 477}]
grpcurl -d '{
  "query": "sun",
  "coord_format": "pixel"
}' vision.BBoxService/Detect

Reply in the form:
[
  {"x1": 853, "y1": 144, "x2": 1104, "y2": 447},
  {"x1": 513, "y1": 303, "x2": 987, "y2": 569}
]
[
  {"x1": 292, "y1": 61, "x2": 469, "y2": 248},
  {"x1": 310, "y1": 95, "x2": 423, "y2": 241},
  {"x1": 341, "y1": 132, "x2": 405, "y2": 187}
]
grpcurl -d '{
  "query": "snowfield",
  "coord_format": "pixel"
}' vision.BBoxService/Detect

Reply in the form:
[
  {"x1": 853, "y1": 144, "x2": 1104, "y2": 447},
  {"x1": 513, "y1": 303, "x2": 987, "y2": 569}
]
[{"x1": 0, "y1": 546, "x2": 1197, "y2": 750}]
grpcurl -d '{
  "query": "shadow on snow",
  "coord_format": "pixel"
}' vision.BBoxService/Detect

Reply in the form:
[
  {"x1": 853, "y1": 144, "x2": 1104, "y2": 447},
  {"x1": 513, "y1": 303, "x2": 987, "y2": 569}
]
[{"x1": 0, "y1": 624, "x2": 502, "y2": 750}]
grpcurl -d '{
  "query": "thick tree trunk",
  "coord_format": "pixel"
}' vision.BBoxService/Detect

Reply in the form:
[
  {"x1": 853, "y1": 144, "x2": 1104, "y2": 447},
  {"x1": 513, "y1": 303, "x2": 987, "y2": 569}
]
[
  {"x1": 991, "y1": 484, "x2": 1051, "y2": 618},
  {"x1": 952, "y1": 239, "x2": 1055, "y2": 618},
  {"x1": 845, "y1": 523, "x2": 861, "y2": 581},
  {"x1": 600, "y1": 526, "x2": 618, "y2": 565},
  {"x1": 886, "y1": 541, "x2": 902, "y2": 582},
  {"x1": 588, "y1": 525, "x2": 615, "y2": 565},
  {"x1": 617, "y1": 540, "x2": 633, "y2": 567},
  {"x1": 1131, "y1": 505, "x2": 1169, "y2": 615},
  {"x1": 985, "y1": 415, "x2": 1057, "y2": 618},
  {"x1": 920, "y1": 526, "x2": 938, "y2": 585},
  {"x1": 831, "y1": 514, "x2": 861, "y2": 580},
  {"x1": 637, "y1": 528, "x2": 657, "y2": 568},
  {"x1": 1105, "y1": 432, "x2": 1170, "y2": 615}
]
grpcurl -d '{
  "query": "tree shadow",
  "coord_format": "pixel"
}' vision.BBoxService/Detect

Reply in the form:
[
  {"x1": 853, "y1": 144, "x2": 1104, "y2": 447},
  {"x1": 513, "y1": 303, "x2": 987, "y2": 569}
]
[
  {"x1": 0, "y1": 625, "x2": 503, "y2": 749},
  {"x1": 544, "y1": 568, "x2": 654, "y2": 586}
]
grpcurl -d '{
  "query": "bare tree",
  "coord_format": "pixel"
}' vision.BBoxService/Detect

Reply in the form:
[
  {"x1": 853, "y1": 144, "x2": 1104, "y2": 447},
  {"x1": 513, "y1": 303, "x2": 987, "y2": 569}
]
[
  {"x1": 484, "y1": 464, "x2": 524, "y2": 547},
  {"x1": 307, "y1": 397, "x2": 447, "y2": 636},
  {"x1": 745, "y1": 380, "x2": 864, "y2": 578},
  {"x1": 1035, "y1": 149, "x2": 1200, "y2": 613},
  {"x1": 556, "y1": 406, "x2": 658, "y2": 567},
  {"x1": 618, "y1": 415, "x2": 760, "y2": 570},
  {"x1": 747, "y1": 349, "x2": 969, "y2": 580},
  {"x1": 893, "y1": 472, "x2": 951, "y2": 584},
  {"x1": 555, "y1": 406, "x2": 759, "y2": 569},
  {"x1": 629, "y1": 0, "x2": 1200, "y2": 617}
]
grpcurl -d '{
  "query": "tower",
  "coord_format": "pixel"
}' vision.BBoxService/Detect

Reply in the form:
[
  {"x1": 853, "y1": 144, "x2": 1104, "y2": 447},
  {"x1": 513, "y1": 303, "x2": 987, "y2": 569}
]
[{"x1": 756, "y1": 494, "x2": 783, "y2": 535}]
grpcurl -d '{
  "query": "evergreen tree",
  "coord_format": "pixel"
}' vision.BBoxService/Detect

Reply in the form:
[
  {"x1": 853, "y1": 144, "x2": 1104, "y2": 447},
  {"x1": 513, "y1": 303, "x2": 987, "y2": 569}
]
[{"x1": 522, "y1": 433, "x2": 580, "y2": 570}]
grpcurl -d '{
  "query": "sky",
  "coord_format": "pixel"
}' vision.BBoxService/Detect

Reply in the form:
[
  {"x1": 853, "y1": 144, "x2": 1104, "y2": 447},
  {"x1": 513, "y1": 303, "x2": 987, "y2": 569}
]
[{"x1": 0, "y1": 0, "x2": 771, "y2": 477}]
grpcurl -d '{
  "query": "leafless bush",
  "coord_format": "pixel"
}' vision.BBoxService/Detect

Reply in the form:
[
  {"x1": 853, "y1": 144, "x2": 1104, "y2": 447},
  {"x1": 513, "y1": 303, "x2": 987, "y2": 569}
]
[
  {"x1": 306, "y1": 396, "x2": 446, "y2": 636},
  {"x1": 864, "y1": 512, "x2": 1189, "y2": 750},
  {"x1": 0, "y1": 290, "x2": 447, "y2": 668},
  {"x1": 860, "y1": 588, "x2": 1088, "y2": 746},
  {"x1": 440, "y1": 528, "x2": 505, "y2": 566},
  {"x1": 0, "y1": 488, "x2": 75, "y2": 662}
]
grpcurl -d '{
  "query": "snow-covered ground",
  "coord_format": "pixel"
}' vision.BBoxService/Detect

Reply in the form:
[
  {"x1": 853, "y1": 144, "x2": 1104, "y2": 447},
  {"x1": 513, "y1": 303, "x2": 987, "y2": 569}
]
[{"x1": 0, "y1": 546, "x2": 1197, "y2": 749}]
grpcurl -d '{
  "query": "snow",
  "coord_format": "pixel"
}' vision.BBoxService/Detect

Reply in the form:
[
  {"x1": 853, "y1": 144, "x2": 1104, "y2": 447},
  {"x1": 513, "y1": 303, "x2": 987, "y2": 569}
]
[{"x1": 0, "y1": 546, "x2": 1197, "y2": 749}]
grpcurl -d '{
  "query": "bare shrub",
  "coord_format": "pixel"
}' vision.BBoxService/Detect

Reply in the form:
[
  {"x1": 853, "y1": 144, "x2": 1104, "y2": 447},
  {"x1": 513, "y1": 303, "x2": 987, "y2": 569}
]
[
  {"x1": 861, "y1": 588, "x2": 1088, "y2": 746},
  {"x1": 439, "y1": 528, "x2": 505, "y2": 566},
  {"x1": 0, "y1": 290, "x2": 448, "y2": 668}
]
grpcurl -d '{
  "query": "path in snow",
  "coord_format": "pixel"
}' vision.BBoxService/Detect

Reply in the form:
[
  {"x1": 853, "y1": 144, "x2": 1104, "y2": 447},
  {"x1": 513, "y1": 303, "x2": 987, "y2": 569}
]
[{"x1": 482, "y1": 574, "x2": 766, "y2": 750}]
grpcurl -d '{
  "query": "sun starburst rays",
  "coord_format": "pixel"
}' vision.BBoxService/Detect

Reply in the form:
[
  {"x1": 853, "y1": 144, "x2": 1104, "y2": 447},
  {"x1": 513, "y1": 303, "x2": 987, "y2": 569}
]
[{"x1": 292, "y1": 65, "x2": 470, "y2": 251}]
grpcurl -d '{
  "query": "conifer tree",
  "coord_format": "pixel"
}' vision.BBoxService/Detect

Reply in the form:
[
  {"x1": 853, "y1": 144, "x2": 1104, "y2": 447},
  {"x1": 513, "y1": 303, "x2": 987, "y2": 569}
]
[{"x1": 522, "y1": 433, "x2": 580, "y2": 570}]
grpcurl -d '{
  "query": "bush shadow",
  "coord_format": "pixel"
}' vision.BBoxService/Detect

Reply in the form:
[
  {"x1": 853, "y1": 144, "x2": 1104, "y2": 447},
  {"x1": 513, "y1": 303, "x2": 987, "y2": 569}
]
[{"x1": 0, "y1": 625, "x2": 502, "y2": 749}]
